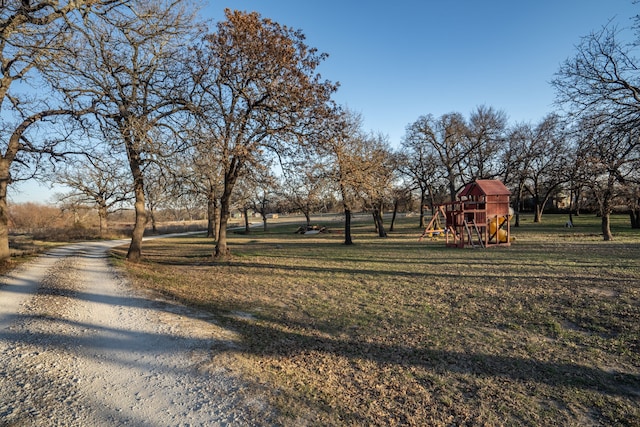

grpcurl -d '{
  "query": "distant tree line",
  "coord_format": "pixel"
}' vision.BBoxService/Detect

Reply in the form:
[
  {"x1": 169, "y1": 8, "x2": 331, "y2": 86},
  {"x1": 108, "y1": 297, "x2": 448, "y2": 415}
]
[{"x1": 2, "y1": 1, "x2": 639, "y2": 262}]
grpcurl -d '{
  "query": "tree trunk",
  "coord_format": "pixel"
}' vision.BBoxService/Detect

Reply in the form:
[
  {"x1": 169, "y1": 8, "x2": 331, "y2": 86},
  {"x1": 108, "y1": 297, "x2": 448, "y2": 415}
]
[
  {"x1": 98, "y1": 205, "x2": 108, "y2": 237},
  {"x1": 514, "y1": 184, "x2": 525, "y2": 227},
  {"x1": 207, "y1": 195, "x2": 217, "y2": 239},
  {"x1": 243, "y1": 207, "x2": 250, "y2": 234},
  {"x1": 602, "y1": 213, "x2": 613, "y2": 241},
  {"x1": 567, "y1": 188, "x2": 574, "y2": 226},
  {"x1": 448, "y1": 175, "x2": 457, "y2": 203},
  {"x1": 0, "y1": 124, "x2": 30, "y2": 261},
  {"x1": 419, "y1": 188, "x2": 427, "y2": 228},
  {"x1": 124, "y1": 131, "x2": 147, "y2": 262},
  {"x1": 262, "y1": 215, "x2": 268, "y2": 231},
  {"x1": 126, "y1": 181, "x2": 147, "y2": 262},
  {"x1": 0, "y1": 171, "x2": 10, "y2": 261},
  {"x1": 215, "y1": 201, "x2": 231, "y2": 258},
  {"x1": 215, "y1": 206, "x2": 221, "y2": 240},
  {"x1": 534, "y1": 203, "x2": 542, "y2": 223},
  {"x1": 374, "y1": 208, "x2": 387, "y2": 237},
  {"x1": 573, "y1": 190, "x2": 581, "y2": 217},
  {"x1": 428, "y1": 185, "x2": 436, "y2": 215},
  {"x1": 629, "y1": 205, "x2": 640, "y2": 229},
  {"x1": 304, "y1": 211, "x2": 311, "y2": 228},
  {"x1": 216, "y1": 208, "x2": 230, "y2": 257},
  {"x1": 215, "y1": 178, "x2": 236, "y2": 257},
  {"x1": 389, "y1": 199, "x2": 398, "y2": 232},
  {"x1": 344, "y1": 208, "x2": 353, "y2": 245},
  {"x1": 149, "y1": 207, "x2": 157, "y2": 233}
]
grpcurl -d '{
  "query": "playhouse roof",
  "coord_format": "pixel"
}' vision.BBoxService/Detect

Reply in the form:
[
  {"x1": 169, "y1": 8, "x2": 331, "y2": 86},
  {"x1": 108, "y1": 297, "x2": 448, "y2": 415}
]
[{"x1": 459, "y1": 179, "x2": 511, "y2": 197}]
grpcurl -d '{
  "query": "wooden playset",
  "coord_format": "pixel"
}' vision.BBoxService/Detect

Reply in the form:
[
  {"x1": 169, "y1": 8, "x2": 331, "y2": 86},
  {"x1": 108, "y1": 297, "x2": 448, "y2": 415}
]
[{"x1": 420, "y1": 179, "x2": 512, "y2": 248}]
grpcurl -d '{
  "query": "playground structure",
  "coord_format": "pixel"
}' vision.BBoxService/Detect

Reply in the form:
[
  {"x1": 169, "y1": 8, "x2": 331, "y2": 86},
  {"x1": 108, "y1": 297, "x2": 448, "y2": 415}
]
[{"x1": 420, "y1": 179, "x2": 512, "y2": 248}]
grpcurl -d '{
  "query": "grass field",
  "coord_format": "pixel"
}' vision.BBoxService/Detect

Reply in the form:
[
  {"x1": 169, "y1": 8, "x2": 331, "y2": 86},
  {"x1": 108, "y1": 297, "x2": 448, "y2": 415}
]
[{"x1": 112, "y1": 213, "x2": 640, "y2": 426}]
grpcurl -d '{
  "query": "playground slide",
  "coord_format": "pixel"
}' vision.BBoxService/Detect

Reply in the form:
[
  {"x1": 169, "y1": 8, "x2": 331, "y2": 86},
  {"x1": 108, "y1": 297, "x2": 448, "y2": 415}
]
[
  {"x1": 488, "y1": 208, "x2": 513, "y2": 243},
  {"x1": 489, "y1": 218, "x2": 508, "y2": 242}
]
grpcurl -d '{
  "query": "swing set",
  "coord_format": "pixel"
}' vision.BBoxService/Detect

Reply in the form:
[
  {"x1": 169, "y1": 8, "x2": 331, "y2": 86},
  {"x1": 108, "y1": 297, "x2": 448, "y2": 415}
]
[{"x1": 419, "y1": 180, "x2": 513, "y2": 248}]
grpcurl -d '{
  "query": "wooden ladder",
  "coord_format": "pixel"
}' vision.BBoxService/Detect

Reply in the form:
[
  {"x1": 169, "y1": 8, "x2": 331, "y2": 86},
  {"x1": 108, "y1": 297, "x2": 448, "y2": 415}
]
[{"x1": 463, "y1": 220, "x2": 485, "y2": 248}]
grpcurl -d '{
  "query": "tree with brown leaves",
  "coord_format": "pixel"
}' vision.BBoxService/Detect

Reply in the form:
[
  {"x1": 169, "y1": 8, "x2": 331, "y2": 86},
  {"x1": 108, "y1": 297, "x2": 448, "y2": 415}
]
[
  {"x1": 317, "y1": 109, "x2": 388, "y2": 244},
  {"x1": 190, "y1": 9, "x2": 337, "y2": 258}
]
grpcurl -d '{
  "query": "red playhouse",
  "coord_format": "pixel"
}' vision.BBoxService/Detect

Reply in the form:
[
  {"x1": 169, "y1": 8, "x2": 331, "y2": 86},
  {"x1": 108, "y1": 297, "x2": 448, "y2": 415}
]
[{"x1": 421, "y1": 179, "x2": 513, "y2": 248}]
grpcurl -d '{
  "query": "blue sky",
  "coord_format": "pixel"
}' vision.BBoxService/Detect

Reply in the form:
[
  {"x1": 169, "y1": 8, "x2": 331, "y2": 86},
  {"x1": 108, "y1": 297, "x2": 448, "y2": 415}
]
[
  {"x1": 205, "y1": 0, "x2": 637, "y2": 144},
  {"x1": 11, "y1": 0, "x2": 638, "y2": 203}
]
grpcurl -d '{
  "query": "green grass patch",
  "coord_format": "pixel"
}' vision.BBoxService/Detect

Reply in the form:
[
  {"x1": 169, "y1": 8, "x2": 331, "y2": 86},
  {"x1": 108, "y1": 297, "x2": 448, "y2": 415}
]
[{"x1": 113, "y1": 213, "x2": 640, "y2": 426}]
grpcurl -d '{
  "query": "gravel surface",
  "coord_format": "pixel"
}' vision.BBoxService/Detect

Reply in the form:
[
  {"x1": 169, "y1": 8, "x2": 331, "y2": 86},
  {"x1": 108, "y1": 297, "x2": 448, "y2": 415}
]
[{"x1": 0, "y1": 240, "x2": 276, "y2": 426}]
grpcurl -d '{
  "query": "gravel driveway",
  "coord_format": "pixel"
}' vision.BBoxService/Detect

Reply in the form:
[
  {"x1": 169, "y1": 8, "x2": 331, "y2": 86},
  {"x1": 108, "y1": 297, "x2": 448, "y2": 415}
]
[{"x1": 0, "y1": 239, "x2": 275, "y2": 426}]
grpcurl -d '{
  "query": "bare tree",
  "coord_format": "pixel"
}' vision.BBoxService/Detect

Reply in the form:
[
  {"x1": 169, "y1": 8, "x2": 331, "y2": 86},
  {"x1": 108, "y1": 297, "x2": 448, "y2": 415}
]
[
  {"x1": 553, "y1": 17, "x2": 640, "y2": 236},
  {"x1": 190, "y1": 9, "x2": 337, "y2": 257},
  {"x1": 143, "y1": 162, "x2": 173, "y2": 234},
  {"x1": 388, "y1": 182, "x2": 412, "y2": 232},
  {"x1": 54, "y1": 151, "x2": 132, "y2": 236},
  {"x1": 622, "y1": 184, "x2": 640, "y2": 229},
  {"x1": 403, "y1": 106, "x2": 508, "y2": 214},
  {"x1": 404, "y1": 113, "x2": 470, "y2": 202},
  {"x1": 246, "y1": 168, "x2": 279, "y2": 232},
  {"x1": 399, "y1": 129, "x2": 446, "y2": 228},
  {"x1": 501, "y1": 122, "x2": 533, "y2": 226},
  {"x1": 0, "y1": 1, "x2": 123, "y2": 260},
  {"x1": 230, "y1": 177, "x2": 257, "y2": 234},
  {"x1": 187, "y1": 139, "x2": 224, "y2": 239},
  {"x1": 279, "y1": 159, "x2": 326, "y2": 228},
  {"x1": 523, "y1": 114, "x2": 570, "y2": 223},
  {"x1": 46, "y1": 0, "x2": 200, "y2": 261},
  {"x1": 357, "y1": 133, "x2": 396, "y2": 238},
  {"x1": 464, "y1": 105, "x2": 508, "y2": 181},
  {"x1": 574, "y1": 114, "x2": 640, "y2": 240},
  {"x1": 553, "y1": 22, "x2": 640, "y2": 132},
  {"x1": 318, "y1": 109, "x2": 379, "y2": 245}
]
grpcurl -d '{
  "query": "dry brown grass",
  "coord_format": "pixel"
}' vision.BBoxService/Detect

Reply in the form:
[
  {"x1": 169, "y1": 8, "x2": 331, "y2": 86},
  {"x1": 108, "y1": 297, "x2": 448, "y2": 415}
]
[{"x1": 112, "y1": 214, "x2": 640, "y2": 426}]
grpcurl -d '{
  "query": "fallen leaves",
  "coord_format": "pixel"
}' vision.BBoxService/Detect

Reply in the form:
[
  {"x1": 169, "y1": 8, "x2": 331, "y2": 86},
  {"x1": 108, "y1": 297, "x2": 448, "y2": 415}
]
[{"x1": 118, "y1": 217, "x2": 640, "y2": 425}]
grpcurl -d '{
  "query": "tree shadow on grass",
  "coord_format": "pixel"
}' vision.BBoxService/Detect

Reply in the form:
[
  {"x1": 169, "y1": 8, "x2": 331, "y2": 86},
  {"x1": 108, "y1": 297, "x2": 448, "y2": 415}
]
[{"x1": 220, "y1": 313, "x2": 640, "y2": 400}]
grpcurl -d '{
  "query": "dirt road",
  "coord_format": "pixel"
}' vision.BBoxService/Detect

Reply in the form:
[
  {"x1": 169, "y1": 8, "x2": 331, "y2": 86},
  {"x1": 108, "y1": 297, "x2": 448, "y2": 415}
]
[{"x1": 0, "y1": 239, "x2": 274, "y2": 426}]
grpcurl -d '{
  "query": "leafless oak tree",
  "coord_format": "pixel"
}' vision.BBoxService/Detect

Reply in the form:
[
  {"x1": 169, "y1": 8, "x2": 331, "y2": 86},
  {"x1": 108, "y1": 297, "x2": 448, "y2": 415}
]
[
  {"x1": 186, "y1": 139, "x2": 224, "y2": 239},
  {"x1": 54, "y1": 150, "x2": 132, "y2": 236},
  {"x1": 399, "y1": 129, "x2": 445, "y2": 228},
  {"x1": 522, "y1": 114, "x2": 570, "y2": 223},
  {"x1": 45, "y1": 0, "x2": 200, "y2": 261},
  {"x1": 279, "y1": 159, "x2": 327, "y2": 228},
  {"x1": 245, "y1": 167, "x2": 278, "y2": 232},
  {"x1": 501, "y1": 122, "x2": 536, "y2": 226},
  {"x1": 553, "y1": 17, "x2": 640, "y2": 238},
  {"x1": 0, "y1": 0, "x2": 124, "y2": 260},
  {"x1": 404, "y1": 113, "x2": 470, "y2": 202},
  {"x1": 464, "y1": 105, "x2": 508, "y2": 181},
  {"x1": 573, "y1": 114, "x2": 640, "y2": 240},
  {"x1": 357, "y1": 133, "x2": 396, "y2": 238}
]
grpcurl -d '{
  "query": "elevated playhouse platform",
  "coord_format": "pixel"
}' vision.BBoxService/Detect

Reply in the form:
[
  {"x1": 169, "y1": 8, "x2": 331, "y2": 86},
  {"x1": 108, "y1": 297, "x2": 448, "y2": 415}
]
[{"x1": 422, "y1": 180, "x2": 512, "y2": 248}]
